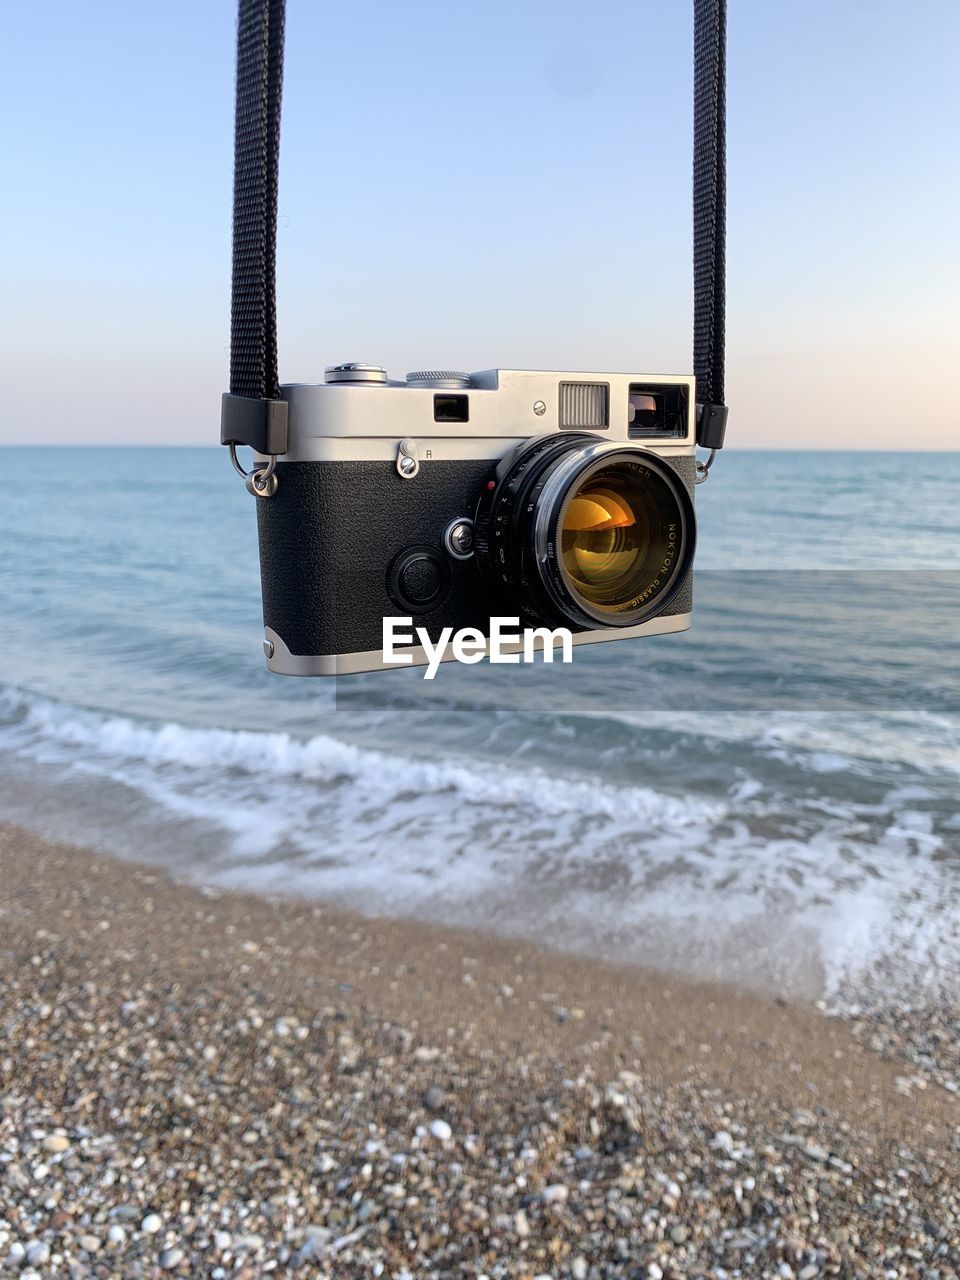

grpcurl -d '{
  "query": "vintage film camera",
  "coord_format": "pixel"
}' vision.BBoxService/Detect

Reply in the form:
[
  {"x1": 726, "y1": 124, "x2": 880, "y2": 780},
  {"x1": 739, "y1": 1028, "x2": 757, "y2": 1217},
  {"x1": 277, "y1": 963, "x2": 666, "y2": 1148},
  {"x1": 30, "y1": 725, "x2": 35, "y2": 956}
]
[{"x1": 244, "y1": 365, "x2": 698, "y2": 675}]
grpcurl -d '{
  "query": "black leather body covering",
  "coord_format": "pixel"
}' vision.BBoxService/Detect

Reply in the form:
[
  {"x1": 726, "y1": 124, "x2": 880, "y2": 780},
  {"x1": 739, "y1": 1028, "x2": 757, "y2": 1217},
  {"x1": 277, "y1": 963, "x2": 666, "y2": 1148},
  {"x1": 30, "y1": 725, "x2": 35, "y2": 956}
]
[{"x1": 256, "y1": 457, "x2": 696, "y2": 657}]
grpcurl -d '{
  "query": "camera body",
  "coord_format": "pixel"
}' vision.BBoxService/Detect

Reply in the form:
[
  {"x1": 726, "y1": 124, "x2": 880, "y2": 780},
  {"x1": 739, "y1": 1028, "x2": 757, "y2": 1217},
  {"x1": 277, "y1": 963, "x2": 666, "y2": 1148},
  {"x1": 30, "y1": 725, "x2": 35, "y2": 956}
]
[{"x1": 254, "y1": 365, "x2": 698, "y2": 675}]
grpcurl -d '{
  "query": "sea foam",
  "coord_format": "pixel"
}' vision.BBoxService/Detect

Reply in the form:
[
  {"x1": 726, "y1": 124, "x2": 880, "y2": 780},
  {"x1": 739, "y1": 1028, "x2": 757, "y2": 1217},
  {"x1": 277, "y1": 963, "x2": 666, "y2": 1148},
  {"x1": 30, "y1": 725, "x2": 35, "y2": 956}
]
[{"x1": 1, "y1": 680, "x2": 958, "y2": 1012}]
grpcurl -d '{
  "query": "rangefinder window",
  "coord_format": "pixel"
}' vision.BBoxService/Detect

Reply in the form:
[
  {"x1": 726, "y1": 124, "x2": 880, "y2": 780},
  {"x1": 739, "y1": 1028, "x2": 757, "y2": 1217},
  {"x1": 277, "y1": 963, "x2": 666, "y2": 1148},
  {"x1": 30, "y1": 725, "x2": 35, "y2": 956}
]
[
  {"x1": 627, "y1": 384, "x2": 689, "y2": 439},
  {"x1": 559, "y1": 382, "x2": 609, "y2": 429},
  {"x1": 434, "y1": 394, "x2": 469, "y2": 423}
]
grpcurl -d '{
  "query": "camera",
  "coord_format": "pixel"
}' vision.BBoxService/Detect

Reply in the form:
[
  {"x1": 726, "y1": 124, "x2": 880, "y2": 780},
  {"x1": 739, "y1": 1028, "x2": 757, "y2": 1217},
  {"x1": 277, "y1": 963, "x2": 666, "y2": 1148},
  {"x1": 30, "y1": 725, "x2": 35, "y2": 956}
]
[{"x1": 252, "y1": 365, "x2": 698, "y2": 675}]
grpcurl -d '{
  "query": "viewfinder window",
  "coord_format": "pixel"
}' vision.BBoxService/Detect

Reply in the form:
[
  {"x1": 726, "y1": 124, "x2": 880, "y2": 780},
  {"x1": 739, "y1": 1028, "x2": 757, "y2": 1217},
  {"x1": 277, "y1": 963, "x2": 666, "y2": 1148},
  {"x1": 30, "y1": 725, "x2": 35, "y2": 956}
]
[
  {"x1": 434, "y1": 394, "x2": 469, "y2": 423},
  {"x1": 627, "y1": 384, "x2": 689, "y2": 438}
]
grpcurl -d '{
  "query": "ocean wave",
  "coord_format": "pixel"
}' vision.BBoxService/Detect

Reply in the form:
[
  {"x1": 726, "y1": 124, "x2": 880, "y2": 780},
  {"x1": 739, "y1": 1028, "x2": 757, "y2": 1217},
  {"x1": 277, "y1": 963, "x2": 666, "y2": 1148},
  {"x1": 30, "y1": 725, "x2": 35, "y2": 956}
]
[
  {"x1": 0, "y1": 682, "x2": 723, "y2": 829},
  {"x1": 1, "y1": 679, "x2": 959, "y2": 1012}
]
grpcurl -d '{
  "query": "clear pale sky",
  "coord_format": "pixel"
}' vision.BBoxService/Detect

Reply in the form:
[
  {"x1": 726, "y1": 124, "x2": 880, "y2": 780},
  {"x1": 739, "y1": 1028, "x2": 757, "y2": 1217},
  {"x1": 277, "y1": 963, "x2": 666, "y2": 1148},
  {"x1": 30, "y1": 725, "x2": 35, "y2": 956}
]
[{"x1": 1, "y1": 0, "x2": 958, "y2": 448}]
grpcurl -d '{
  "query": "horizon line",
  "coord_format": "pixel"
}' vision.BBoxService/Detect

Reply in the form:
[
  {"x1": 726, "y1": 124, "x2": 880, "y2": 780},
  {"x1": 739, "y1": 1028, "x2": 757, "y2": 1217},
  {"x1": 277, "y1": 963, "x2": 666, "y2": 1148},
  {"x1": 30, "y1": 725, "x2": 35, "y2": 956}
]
[{"x1": 2, "y1": 442, "x2": 958, "y2": 455}]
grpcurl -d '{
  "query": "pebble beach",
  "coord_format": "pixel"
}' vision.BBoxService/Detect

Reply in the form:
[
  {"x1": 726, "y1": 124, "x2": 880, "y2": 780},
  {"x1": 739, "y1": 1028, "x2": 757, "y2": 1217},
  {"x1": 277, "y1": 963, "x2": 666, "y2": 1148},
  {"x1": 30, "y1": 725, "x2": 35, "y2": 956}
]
[{"x1": 1, "y1": 821, "x2": 958, "y2": 1279}]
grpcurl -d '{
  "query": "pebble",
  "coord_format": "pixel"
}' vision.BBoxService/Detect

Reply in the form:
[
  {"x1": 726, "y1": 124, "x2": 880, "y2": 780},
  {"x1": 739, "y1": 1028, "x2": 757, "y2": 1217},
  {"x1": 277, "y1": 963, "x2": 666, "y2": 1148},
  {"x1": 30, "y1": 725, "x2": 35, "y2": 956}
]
[
  {"x1": 423, "y1": 1085, "x2": 445, "y2": 1111},
  {"x1": 3, "y1": 839, "x2": 960, "y2": 1280}
]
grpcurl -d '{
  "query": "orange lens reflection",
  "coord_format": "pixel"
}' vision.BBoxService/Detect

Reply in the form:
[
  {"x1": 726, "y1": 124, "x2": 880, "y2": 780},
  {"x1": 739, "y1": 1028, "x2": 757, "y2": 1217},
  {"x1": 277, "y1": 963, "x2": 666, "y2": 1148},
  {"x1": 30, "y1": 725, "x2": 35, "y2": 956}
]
[{"x1": 559, "y1": 464, "x2": 678, "y2": 612}]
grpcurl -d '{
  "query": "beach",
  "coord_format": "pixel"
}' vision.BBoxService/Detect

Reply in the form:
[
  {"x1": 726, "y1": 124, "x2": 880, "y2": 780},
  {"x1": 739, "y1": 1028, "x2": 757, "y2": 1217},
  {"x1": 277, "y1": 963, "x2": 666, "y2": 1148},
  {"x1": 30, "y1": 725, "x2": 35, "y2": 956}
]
[
  {"x1": 2, "y1": 446, "x2": 958, "y2": 1279},
  {"x1": 2, "y1": 820, "x2": 958, "y2": 1279}
]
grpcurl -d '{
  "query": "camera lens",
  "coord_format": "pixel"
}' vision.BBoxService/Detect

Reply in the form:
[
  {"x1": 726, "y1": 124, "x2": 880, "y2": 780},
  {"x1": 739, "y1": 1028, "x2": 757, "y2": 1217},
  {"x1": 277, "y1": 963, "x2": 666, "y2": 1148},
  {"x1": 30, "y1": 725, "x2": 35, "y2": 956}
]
[
  {"x1": 560, "y1": 462, "x2": 678, "y2": 614},
  {"x1": 474, "y1": 436, "x2": 694, "y2": 631}
]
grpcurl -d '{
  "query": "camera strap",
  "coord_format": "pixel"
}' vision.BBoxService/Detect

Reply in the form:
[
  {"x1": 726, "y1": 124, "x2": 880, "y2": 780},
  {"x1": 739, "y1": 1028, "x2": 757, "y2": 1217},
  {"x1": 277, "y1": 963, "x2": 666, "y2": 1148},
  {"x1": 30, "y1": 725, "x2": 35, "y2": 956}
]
[
  {"x1": 220, "y1": 0, "x2": 728, "y2": 488},
  {"x1": 693, "y1": 0, "x2": 729, "y2": 478},
  {"x1": 221, "y1": 0, "x2": 288, "y2": 497}
]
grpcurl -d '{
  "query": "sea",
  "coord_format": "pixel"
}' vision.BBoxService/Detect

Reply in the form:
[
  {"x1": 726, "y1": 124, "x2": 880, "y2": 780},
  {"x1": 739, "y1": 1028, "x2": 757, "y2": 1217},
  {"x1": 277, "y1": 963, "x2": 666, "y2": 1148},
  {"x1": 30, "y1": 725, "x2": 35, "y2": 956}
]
[{"x1": 1, "y1": 447, "x2": 957, "y2": 1011}]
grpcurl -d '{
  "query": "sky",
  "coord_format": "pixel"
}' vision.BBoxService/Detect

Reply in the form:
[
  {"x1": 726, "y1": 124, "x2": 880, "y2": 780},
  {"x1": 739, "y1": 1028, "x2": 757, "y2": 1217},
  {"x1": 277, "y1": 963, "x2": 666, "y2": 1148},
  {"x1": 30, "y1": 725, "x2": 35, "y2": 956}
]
[{"x1": 1, "y1": 0, "x2": 958, "y2": 449}]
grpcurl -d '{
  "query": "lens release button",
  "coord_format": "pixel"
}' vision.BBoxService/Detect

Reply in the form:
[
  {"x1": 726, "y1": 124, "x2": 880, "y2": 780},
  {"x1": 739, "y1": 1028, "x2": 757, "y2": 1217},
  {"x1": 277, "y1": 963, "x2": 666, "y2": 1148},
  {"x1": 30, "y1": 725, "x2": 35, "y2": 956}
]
[{"x1": 443, "y1": 517, "x2": 475, "y2": 560}]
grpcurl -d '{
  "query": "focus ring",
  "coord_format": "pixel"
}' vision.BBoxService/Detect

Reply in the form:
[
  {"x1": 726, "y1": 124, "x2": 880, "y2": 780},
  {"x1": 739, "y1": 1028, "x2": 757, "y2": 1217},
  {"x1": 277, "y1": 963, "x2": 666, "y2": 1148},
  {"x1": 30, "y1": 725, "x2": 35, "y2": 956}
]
[{"x1": 474, "y1": 434, "x2": 599, "y2": 629}]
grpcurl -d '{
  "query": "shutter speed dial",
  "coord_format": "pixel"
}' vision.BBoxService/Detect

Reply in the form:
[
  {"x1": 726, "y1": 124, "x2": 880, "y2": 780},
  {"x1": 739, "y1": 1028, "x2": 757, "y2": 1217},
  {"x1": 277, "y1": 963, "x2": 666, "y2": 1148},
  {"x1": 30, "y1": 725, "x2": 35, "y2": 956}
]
[{"x1": 406, "y1": 371, "x2": 472, "y2": 389}]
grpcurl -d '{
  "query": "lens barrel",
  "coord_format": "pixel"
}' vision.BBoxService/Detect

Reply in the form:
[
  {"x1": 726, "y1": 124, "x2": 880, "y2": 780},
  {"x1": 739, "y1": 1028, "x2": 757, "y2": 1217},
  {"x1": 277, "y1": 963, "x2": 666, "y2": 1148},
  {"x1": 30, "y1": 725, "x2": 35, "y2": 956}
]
[{"x1": 474, "y1": 434, "x2": 695, "y2": 630}]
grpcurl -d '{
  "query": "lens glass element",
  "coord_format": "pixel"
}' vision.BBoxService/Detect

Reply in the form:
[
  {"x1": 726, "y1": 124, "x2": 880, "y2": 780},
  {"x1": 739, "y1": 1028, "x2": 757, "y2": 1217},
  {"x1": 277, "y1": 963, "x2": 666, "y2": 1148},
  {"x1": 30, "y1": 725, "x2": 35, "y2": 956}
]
[{"x1": 559, "y1": 459, "x2": 684, "y2": 616}]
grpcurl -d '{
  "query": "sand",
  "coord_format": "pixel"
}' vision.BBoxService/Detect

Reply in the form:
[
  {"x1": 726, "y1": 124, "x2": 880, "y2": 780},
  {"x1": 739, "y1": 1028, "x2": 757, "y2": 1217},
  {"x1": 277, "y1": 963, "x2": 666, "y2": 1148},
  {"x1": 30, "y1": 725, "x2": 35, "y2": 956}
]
[{"x1": 1, "y1": 820, "x2": 957, "y2": 1278}]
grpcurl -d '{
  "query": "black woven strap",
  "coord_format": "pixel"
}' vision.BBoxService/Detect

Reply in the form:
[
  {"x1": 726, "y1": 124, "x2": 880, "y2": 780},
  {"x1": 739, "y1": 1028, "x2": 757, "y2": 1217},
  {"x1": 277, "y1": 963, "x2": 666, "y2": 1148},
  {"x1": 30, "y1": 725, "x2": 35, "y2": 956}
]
[
  {"x1": 693, "y1": 0, "x2": 728, "y2": 448},
  {"x1": 224, "y1": 0, "x2": 726, "y2": 452},
  {"x1": 229, "y1": 0, "x2": 285, "y2": 403}
]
